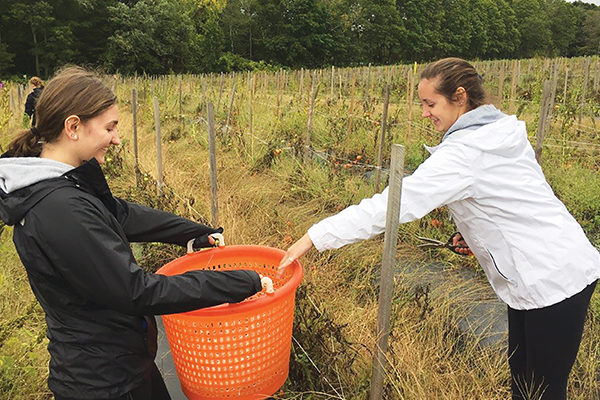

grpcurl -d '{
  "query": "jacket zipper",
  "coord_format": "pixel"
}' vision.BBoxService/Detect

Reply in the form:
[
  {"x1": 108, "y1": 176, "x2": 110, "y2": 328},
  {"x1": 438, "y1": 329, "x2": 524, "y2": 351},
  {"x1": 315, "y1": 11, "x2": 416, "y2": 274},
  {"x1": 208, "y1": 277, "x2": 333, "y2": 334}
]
[{"x1": 486, "y1": 248, "x2": 509, "y2": 281}]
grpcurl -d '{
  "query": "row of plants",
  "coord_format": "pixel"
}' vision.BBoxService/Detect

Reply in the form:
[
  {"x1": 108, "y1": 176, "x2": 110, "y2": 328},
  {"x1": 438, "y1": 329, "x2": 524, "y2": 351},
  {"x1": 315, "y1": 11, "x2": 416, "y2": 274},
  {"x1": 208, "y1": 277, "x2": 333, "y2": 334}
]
[{"x1": 1, "y1": 57, "x2": 600, "y2": 398}]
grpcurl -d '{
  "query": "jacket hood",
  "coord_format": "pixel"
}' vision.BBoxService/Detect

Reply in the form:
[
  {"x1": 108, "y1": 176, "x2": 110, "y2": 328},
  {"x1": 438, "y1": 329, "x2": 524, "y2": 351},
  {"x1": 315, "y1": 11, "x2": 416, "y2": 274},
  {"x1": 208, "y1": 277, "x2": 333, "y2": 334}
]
[
  {"x1": 427, "y1": 104, "x2": 527, "y2": 157},
  {"x1": 0, "y1": 157, "x2": 74, "y2": 226},
  {"x1": 0, "y1": 157, "x2": 73, "y2": 194}
]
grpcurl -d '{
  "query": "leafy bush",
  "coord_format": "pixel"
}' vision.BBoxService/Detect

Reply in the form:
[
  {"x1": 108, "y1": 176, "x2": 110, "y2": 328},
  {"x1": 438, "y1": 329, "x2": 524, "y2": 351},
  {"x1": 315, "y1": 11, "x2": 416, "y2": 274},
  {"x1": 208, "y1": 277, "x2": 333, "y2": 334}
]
[
  {"x1": 545, "y1": 163, "x2": 600, "y2": 245},
  {"x1": 218, "y1": 52, "x2": 279, "y2": 73}
]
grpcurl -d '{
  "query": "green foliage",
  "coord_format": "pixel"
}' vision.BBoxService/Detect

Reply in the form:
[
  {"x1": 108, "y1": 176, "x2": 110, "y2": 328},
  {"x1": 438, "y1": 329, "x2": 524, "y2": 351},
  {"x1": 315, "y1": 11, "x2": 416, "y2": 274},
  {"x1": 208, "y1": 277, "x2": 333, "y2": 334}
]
[
  {"x1": 579, "y1": 9, "x2": 600, "y2": 55},
  {"x1": 102, "y1": 143, "x2": 125, "y2": 179},
  {"x1": 286, "y1": 283, "x2": 366, "y2": 396},
  {"x1": 0, "y1": 88, "x2": 11, "y2": 137},
  {"x1": 1, "y1": 0, "x2": 600, "y2": 75},
  {"x1": 512, "y1": 0, "x2": 552, "y2": 57},
  {"x1": 218, "y1": 52, "x2": 276, "y2": 72},
  {"x1": 105, "y1": 0, "x2": 197, "y2": 74},
  {"x1": 0, "y1": 44, "x2": 15, "y2": 76},
  {"x1": 547, "y1": 0, "x2": 579, "y2": 57},
  {"x1": 545, "y1": 163, "x2": 600, "y2": 244}
]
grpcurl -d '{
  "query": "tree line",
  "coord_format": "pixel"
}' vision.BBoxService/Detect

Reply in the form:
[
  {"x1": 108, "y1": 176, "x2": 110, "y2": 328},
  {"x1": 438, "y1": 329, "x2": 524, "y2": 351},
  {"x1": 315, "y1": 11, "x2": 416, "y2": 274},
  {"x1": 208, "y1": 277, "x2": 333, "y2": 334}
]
[{"x1": 0, "y1": 0, "x2": 598, "y2": 79}]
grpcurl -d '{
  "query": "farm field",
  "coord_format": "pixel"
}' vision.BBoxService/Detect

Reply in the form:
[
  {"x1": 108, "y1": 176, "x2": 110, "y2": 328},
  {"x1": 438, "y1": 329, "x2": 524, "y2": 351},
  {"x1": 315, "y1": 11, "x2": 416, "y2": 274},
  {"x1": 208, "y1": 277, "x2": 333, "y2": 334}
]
[{"x1": 1, "y1": 57, "x2": 600, "y2": 399}]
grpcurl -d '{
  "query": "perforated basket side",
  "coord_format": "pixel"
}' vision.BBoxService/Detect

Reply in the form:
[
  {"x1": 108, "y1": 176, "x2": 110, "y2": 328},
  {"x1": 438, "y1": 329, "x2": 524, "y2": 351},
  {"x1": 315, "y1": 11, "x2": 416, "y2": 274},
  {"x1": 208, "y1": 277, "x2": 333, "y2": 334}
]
[
  {"x1": 156, "y1": 245, "x2": 302, "y2": 400},
  {"x1": 163, "y1": 293, "x2": 295, "y2": 400}
]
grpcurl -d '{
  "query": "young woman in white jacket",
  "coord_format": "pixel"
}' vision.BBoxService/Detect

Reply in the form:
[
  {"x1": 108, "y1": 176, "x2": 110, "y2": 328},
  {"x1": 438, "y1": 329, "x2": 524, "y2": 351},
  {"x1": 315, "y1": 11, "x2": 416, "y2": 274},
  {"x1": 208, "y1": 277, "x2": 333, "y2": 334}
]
[{"x1": 279, "y1": 57, "x2": 600, "y2": 400}]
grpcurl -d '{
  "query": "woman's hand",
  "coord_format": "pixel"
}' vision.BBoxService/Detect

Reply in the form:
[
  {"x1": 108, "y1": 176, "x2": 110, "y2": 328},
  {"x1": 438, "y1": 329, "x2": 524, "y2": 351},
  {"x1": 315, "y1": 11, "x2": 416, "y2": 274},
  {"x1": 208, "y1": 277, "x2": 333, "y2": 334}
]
[
  {"x1": 278, "y1": 232, "x2": 314, "y2": 272},
  {"x1": 451, "y1": 232, "x2": 473, "y2": 256},
  {"x1": 193, "y1": 228, "x2": 225, "y2": 249}
]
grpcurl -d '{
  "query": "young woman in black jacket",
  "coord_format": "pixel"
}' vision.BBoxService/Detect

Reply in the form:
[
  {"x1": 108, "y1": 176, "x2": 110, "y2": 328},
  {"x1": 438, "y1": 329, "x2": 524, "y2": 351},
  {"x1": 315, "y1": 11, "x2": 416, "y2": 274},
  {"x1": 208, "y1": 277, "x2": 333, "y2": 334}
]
[
  {"x1": 24, "y1": 76, "x2": 44, "y2": 125},
  {"x1": 0, "y1": 67, "x2": 263, "y2": 400}
]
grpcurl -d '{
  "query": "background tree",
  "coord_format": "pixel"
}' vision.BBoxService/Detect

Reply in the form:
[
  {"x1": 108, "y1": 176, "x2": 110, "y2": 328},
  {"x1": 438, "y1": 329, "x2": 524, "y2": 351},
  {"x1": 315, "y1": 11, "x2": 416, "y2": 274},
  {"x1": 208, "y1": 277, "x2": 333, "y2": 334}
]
[
  {"x1": 0, "y1": 0, "x2": 598, "y2": 77},
  {"x1": 0, "y1": 12, "x2": 16, "y2": 76},
  {"x1": 396, "y1": 0, "x2": 445, "y2": 61},
  {"x1": 105, "y1": 0, "x2": 196, "y2": 74},
  {"x1": 580, "y1": 9, "x2": 600, "y2": 55},
  {"x1": 220, "y1": 0, "x2": 260, "y2": 62},
  {"x1": 479, "y1": 0, "x2": 520, "y2": 59},
  {"x1": 9, "y1": 1, "x2": 55, "y2": 76},
  {"x1": 254, "y1": 0, "x2": 341, "y2": 68},
  {"x1": 547, "y1": 0, "x2": 579, "y2": 57},
  {"x1": 511, "y1": 0, "x2": 552, "y2": 57}
]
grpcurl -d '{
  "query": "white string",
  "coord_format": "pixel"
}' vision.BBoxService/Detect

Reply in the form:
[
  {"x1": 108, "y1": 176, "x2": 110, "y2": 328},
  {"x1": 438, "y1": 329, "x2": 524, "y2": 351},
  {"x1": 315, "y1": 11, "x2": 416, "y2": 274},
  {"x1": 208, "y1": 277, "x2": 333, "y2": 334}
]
[{"x1": 291, "y1": 335, "x2": 346, "y2": 399}]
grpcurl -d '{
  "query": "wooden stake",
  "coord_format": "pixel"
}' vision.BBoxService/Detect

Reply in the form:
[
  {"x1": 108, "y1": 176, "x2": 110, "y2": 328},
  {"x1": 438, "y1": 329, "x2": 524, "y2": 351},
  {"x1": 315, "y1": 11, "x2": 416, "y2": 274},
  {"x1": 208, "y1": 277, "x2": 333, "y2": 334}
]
[
  {"x1": 276, "y1": 70, "x2": 282, "y2": 121},
  {"x1": 347, "y1": 72, "x2": 356, "y2": 137},
  {"x1": 535, "y1": 80, "x2": 552, "y2": 163},
  {"x1": 366, "y1": 63, "x2": 372, "y2": 100},
  {"x1": 406, "y1": 68, "x2": 415, "y2": 144},
  {"x1": 546, "y1": 60, "x2": 559, "y2": 122},
  {"x1": 249, "y1": 75, "x2": 254, "y2": 157},
  {"x1": 153, "y1": 97, "x2": 163, "y2": 195},
  {"x1": 216, "y1": 73, "x2": 224, "y2": 112},
  {"x1": 578, "y1": 58, "x2": 591, "y2": 128},
  {"x1": 225, "y1": 79, "x2": 236, "y2": 138},
  {"x1": 509, "y1": 60, "x2": 517, "y2": 112},
  {"x1": 370, "y1": 144, "x2": 405, "y2": 400},
  {"x1": 375, "y1": 84, "x2": 391, "y2": 193},
  {"x1": 9, "y1": 87, "x2": 15, "y2": 116},
  {"x1": 299, "y1": 68, "x2": 304, "y2": 101},
  {"x1": 178, "y1": 75, "x2": 183, "y2": 122},
  {"x1": 201, "y1": 75, "x2": 207, "y2": 113},
  {"x1": 330, "y1": 65, "x2": 335, "y2": 103},
  {"x1": 305, "y1": 72, "x2": 319, "y2": 163},
  {"x1": 593, "y1": 59, "x2": 599, "y2": 93},
  {"x1": 498, "y1": 61, "x2": 505, "y2": 106},
  {"x1": 207, "y1": 103, "x2": 219, "y2": 226},
  {"x1": 132, "y1": 88, "x2": 139, "y2": 184}
]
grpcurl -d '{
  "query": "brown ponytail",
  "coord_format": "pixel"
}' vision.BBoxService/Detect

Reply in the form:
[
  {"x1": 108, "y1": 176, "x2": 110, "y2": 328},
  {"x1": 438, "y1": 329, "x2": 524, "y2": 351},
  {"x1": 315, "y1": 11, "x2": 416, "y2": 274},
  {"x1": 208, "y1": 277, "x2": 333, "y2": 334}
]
[
  {"x1": 6, "y1": 66, "x2": 116, "y2": 158},
  {"x1": 4, "y1": 128, "x2": 42, "y2": 158}
]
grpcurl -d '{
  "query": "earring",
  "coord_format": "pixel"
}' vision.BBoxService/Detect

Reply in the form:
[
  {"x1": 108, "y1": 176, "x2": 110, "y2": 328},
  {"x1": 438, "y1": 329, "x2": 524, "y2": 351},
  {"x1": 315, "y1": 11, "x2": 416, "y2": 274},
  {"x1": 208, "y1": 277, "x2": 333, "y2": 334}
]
[{"x1": 73, "y1": 134, "x2": 78, "y2": 140}]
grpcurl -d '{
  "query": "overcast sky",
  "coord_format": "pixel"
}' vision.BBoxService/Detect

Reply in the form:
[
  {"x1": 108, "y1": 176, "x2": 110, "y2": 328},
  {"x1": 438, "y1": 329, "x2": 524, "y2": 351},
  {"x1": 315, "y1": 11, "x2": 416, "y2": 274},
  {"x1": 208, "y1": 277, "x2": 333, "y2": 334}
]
[{"x1": 568, "y1": 0, "x2": 600, "y2": 5}]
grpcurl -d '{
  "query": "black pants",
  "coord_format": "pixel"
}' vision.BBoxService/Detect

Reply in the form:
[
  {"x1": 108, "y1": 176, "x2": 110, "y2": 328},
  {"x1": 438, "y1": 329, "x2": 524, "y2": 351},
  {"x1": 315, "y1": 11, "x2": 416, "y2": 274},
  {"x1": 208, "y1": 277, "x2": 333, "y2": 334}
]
[
  {"x1": 55, "y1": 362, "x2": 171, "y2": 400},
  {"x1": 508, "y1": 280, "x2": 597, "y2": 400}
]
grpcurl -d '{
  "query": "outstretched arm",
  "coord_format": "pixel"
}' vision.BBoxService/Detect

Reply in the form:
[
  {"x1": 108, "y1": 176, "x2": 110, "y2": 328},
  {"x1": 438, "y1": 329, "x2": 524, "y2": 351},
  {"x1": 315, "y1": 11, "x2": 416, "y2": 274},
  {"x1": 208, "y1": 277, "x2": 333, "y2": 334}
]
[{"x1": 278, "y1": 232, "x2": 314, "y2": 271}]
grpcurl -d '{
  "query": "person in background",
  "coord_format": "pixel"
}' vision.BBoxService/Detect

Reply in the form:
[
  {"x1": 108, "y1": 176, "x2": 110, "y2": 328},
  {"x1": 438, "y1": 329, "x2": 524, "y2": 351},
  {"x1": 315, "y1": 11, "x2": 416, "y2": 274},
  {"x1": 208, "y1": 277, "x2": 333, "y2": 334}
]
[
  {"x1": 24, "y1": 76, "x2": 44, "y2": 125},
  {"x1": 279, "y1": 57, "x2": 600, "y2": 400},
  {"x1": 0, "y1": 66, "x2": 265, "y2": 400}
]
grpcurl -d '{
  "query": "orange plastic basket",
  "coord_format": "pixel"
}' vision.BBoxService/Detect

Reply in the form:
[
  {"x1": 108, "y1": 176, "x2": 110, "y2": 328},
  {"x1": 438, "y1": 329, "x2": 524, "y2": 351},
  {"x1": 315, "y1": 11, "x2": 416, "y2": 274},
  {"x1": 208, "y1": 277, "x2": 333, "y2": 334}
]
[{"x1": 155, "y1": 245, "x2": 303, "y2": 400}]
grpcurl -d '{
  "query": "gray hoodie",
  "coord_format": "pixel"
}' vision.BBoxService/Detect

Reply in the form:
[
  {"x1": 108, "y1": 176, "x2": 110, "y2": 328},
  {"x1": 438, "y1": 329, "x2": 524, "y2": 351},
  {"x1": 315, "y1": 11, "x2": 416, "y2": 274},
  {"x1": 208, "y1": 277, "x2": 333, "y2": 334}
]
[
  {"x1": 0, "y1": 157, "x2": 73, "y2": 194},
  {"x1": 442, "y1": 104, "x2": 507, "y2": 142}
]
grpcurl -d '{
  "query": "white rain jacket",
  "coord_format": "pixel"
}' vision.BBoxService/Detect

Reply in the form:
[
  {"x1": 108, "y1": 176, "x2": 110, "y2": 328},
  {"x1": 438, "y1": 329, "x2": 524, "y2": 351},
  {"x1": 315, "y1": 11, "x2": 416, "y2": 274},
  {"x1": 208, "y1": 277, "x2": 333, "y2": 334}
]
[{"x1": 308, "y1": 105, "x2": 600, "y2": 310}]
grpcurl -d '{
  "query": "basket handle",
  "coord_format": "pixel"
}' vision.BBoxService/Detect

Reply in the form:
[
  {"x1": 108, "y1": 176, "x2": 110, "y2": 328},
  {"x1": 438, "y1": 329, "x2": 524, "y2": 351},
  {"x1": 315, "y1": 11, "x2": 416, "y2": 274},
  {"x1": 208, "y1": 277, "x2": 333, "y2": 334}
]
[{"x1": 186, "y1": 233, "x2": 226, "y2": 254}]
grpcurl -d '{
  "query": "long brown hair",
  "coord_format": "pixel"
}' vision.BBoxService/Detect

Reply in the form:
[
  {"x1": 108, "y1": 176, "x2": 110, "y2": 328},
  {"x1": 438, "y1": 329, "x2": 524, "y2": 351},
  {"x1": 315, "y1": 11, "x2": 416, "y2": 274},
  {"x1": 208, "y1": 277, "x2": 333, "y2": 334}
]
[
  {"x1": 5, "y1": 66, "x2": 116, "y2": 158},
  {"x1": 420, "y1": 57, "x2": 487, "y2": 111}
]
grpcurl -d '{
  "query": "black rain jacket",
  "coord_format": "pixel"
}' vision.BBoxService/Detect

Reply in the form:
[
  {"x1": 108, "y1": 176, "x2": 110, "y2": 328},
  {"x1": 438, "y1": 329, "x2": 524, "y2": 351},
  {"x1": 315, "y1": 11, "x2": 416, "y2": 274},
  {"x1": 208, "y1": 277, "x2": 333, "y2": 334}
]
[
  {"x1": 24, "y1": 86, "x2": 43, "y2": 124},
  {"x1": 0, "y1": 158, "x2": 262, "y2": 399}
]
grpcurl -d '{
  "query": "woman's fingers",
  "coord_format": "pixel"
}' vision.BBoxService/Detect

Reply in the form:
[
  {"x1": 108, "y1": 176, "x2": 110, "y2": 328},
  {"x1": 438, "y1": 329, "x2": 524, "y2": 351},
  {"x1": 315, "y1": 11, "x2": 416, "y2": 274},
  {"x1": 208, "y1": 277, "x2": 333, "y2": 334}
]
[
  {"x1": 450, "y1": 232, "x2": 473, "y2": 256},
  {"x1": 278, "y1": 233, "x2": 314, "y2": 272}
]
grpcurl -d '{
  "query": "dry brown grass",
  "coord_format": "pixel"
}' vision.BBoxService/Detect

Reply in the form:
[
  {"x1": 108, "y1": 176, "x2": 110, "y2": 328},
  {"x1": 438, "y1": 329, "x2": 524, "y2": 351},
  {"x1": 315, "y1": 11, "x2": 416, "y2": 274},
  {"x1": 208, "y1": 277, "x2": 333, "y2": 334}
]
[{"x1": 1, "y1": 60, "x2": 600, "y2": 399}]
